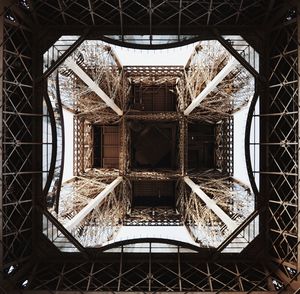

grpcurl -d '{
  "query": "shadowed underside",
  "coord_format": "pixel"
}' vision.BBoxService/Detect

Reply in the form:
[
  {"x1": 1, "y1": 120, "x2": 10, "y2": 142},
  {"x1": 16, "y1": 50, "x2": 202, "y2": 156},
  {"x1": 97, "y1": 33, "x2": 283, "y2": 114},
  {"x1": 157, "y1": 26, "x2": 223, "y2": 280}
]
[{"x1": 1, "y1": 0, "x2": 300, "y2": 292}]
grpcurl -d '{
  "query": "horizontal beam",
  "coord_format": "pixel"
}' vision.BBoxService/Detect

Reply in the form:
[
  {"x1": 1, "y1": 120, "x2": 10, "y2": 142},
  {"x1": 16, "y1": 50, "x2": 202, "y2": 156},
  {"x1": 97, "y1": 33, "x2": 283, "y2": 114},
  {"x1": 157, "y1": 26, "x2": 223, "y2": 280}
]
[
  {"x1": 41, "y1": 24, "x2": 263, "y2": 39},
  {"x1": 15, "y1": 291, "x2": 288, "y2": 294},
  {"x1": 64, "y1": 58, "x2": 123, "y2": 115},
  {"x1": 184, "y1": 57, "x2": 239, "y2": 116},
  {"x1": 128, "y1": 171, "x2": 181, "y2": 180},
  {"x1": 184, "y1": 176, "x2": 237, "y2": 231},
  {"x1": 64, "y1": 176, "x2": 123, "y2": 231},
  {"x1": 126, "y1": 112, "x2": 180, "y2": 121}
]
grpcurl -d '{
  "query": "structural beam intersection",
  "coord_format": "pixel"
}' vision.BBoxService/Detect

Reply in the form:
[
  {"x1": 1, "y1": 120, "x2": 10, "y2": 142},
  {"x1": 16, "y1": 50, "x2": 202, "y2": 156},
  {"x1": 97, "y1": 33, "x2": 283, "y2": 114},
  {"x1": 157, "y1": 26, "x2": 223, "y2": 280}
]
[
  {"x1": 184, "y1": 57, "x2": 239, "y2": 116},
  {"x1": 64, "y1": 176, "x2": 123, "y2": 231},
  {"x1": 64, "y1": 58, "x2": 123, "y2": 116},
  {"x1": 184, "y1": 176, "x2": 238, "y2": 231}
]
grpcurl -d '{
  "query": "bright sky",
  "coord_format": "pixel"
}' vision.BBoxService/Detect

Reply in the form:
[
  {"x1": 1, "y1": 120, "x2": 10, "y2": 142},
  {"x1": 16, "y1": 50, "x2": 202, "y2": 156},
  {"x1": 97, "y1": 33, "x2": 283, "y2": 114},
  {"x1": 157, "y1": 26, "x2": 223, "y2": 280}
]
[
  {"x1": 62, "y1": 108, "x2": 74, "y2": 182},
  {"x1": 111, "y1": 43, "x2": 197, "y2": 66}
]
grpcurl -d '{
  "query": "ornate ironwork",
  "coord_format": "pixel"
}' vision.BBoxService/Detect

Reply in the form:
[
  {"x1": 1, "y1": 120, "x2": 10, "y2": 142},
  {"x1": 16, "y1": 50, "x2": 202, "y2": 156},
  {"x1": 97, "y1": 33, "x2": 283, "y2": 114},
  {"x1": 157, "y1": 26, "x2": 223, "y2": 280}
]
[{"x1": 1, "y1": 0, "x2": 300, "y2": 292}]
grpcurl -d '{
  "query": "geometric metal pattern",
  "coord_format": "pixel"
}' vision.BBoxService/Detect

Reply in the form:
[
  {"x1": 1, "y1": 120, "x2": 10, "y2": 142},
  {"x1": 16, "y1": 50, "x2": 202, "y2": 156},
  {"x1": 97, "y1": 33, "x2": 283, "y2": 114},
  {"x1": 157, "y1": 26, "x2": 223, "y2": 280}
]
[
  {"x1": 1, "y1": 0, "x2": 300, "y2": 292},
  {"x1": 30, "y1": 0, "x2": 290, "y2": 47},
  {"x1": 1, "y1": 3, "x2": 35, "y2": 284},
  {"x1": 265, "y1": 13, "x2": 300, "y2": 290},
  {"x1": 29, "y1": 259, "x2": 272, "y2": 292},
  {"x1": 215, "y1": 117, "x2": 233, "y2": 175}
]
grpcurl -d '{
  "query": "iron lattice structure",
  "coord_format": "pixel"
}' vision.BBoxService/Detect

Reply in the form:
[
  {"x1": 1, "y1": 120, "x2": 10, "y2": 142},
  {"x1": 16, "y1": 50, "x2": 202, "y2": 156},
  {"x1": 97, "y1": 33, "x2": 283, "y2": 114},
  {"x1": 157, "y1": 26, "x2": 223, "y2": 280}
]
[{"x1": 1, "y1": 0, "x2": 300, "y2": 293}]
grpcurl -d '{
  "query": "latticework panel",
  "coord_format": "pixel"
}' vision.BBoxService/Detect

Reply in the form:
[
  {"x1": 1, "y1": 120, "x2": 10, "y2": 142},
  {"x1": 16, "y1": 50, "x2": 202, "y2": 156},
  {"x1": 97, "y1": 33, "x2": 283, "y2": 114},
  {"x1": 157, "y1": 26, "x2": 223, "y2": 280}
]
[
  {"x1": 265, "y1": 13, "x2": 300, "y2": 289},
  {"x1": 215, "y1": 117, "x2": 234, "y2": 175},
  {"x1": 31, "y1": 0, "x2": 282, "y2": 30},
  {"x1": 1, "y1": 7, "x2": 35, "y2": 272},
  {"x1": 83, "y1": 121, "x2": 93, "y2": 171},
  {"x1": 29, "y1": 259, "x2": 271, "y2": 292},
  {"x1": 1, "y1": 1, "x2": 300, "y2": 293},
  {"x1": 73, "y1": 116, "x2": 84, "y2": 175}
]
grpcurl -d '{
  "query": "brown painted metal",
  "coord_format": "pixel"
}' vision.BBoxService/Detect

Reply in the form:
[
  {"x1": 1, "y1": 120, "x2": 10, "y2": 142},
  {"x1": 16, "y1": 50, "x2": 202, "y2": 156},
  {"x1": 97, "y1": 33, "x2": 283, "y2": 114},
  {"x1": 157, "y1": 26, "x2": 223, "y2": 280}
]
[{"x1": 1, "y1": 0, "x2": 299, "y2": 292}]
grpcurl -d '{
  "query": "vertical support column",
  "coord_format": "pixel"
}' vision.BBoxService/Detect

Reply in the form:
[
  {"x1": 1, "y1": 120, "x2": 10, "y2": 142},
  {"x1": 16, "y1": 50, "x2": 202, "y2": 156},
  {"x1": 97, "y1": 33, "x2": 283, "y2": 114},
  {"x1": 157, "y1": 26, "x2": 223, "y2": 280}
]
[
  {"x1": 177, "y1": 247, "x2": 182, "y2": 291},
  {"x1": 148, "y1": 242, "x2": 152, "y2": 292},
  {"x1": 228, "y1": 116, "x2": 234, "y2": 175},
  {"x1": 297, "y1": 3, "x2": 300, "y2": 279},
  {"x1": 80, "y1": 119, "x2": 84, "y2": 174},
  {"x1": 73, "y1": 116, "x2": 84, "y2": 175},
  {"x1": 117, "y1": 245, "x2": 123, "y2": 291},
  {"x1": 179, "y1": 117, "x2": 187, "y2": 176},
  {"x1": 119, "y1": 117, "x2": 127, "y2": 175},
  {"x1": 73, "y1": 116, "x2": 80, "y2": 176},
  {"x1": 73, "y1": 116, "x2": 77, "y2": 175},
  {"x1": 0, "y1": 0, "x2": 4, "y2": 272},
  {"x1": 83, "y1": 120, "x2": 92, "y2": 170}
]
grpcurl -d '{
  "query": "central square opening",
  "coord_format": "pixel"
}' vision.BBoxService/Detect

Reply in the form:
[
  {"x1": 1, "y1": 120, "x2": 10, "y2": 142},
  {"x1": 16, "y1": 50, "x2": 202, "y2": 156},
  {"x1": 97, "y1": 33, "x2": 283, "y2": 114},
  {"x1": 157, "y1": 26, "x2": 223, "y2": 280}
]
[
  {"x1": 132, "y1": 180, "x2": 175, "y2": 207},
  {"x1": 93, "y1": 125, "x2": 120, "y2": 168},
  {"x1": 188, "y1": 122, "x2": 215, "y2": 171},
  {"x1": 130, "y1": 121, "x2": 178, "y2": 170},
  {"x1": 130, "y1": 83, "x2": 177, "y2": 111}
]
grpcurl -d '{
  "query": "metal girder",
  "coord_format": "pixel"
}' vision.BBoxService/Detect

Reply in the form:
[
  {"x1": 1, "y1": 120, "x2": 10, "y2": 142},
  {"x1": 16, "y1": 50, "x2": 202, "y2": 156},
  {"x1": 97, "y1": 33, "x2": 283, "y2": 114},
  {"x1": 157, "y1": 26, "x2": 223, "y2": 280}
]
[
  {"x1": 179, "y1": 118, "x2": 187, "y2": 176},
  {"x1": 2, "y1": 1, "x2": 300, "y2": 292},
  {"x1": 64, "y1": 176, "x2": 123, "y2": 231},
  {"x1": 184, "y1": 57, "x2": 239, "y2": 115},
  {"x1": 42, "y1": 34, "x2": 87, "y2": 80},
  {"x1": 268, "y1": 261, "x2": 300, "y2": 291},
  {"x1": 1, "y1": 3, "x2": 36, "y2": 278},
  {"x1": 64, "y1": 58, "x2": 123, "y2": 115},
  {"x1": 128, "y1": 171, "x2": 181, "y2": 181},
  {"x1": 29, "y1": 1, "x2": 275, "y2": 29},
  {"x1": 109, "y1": 46, "x2": 122, "y2": 70},
  {"x1": 20, "y1": 258, "x2": 275, "y2": 292},
  {"x1": 10, "y1": 291, "x2": 290, "y2": 294},
  {"x1": 0, "y1": 0, "x2": 4, "y2": 276},
  {"x1": 216, "y1": 34, "x2": 260, "y2": 80},
  {"x1": 215, "y1": 117, "x2": 233, "y2": 175},
  {"x1": 297, "y1": 1, "x2": 300, "y2": 280},
  {"x1": 184, "y1": 177, "x2": 237, "y2": 231},
  {"x1": 263, "y1": 5, "x2": 300, "y2": 290},
  {"x1": 73, "y1": 116, "x2": 84, "y2": 175}
]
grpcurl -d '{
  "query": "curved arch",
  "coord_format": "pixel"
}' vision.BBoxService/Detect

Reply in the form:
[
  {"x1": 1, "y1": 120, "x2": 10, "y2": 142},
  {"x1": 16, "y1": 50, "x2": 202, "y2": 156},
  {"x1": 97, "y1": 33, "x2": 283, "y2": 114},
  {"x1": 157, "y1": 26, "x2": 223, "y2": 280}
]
[
  {"x1": 97, "y1": 237, "x2": 209, "y2": 253},
  {"x1": 98, "y1": 35, "x2": 215, "y2": 50},
  {"x1": 42, "y1": 72, "x2": 65, "y2": 213},
  {"x1": 244, "y1": 88, "x2": 259, "y2": 199},
  {"x1": 54, "y1": 72, "x2": 65, "y2": 213},
  {"x1": 42, "y1": 81, "x2": 57, "y2": 202}
]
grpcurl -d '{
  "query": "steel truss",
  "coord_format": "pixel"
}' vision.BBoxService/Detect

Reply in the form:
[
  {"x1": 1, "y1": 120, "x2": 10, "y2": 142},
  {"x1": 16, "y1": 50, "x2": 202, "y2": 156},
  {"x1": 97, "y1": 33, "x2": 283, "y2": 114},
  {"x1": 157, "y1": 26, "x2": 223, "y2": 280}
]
[
  {"x1": 262, "y1": 9, "x2": 300, "y2": 290},
  {"x1": 26, "y1": 259, "x2": 272, "y2": 292},
  {"x1": 28, "y1": 0, "x2": 289, "y2": 47},
  {"x1": 1, "y1": 0, "x2": 300, "y2": 293},
  {"x1": 215, "y1": 117, "x2": 234, "y2": 175},
  {"x1": 73, "y1": 117, "x2": 93, "y2": 176},
  {"x1": 1, "y1": 2, "x2": 37, "y2": 290}
]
